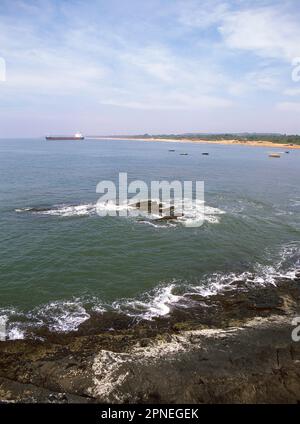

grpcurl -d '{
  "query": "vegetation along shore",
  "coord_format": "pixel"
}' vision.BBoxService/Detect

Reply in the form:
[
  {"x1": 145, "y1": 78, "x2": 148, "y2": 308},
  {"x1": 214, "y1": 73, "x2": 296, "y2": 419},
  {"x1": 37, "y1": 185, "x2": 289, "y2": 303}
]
[{"x1": 91, "y1": 133, "x2": 300, "y2": 149}]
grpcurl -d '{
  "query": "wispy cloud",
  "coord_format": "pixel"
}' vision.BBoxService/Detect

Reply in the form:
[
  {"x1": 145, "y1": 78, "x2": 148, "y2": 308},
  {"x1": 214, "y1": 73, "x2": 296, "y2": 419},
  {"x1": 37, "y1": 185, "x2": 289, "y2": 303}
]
[
  {"x1": 283, "y1": 88, "x2": 300, "y2": 96},
  {"x1": 176, "y1": 0, "x2": 229, "y2": 29},
  {"x1": 277, "y1": 101, "x2": 300, "y2": 112},
  {"x1": 0, "y1": 0, "x2": 300, "y2": 135},
  {"x1": 219, "y1": 5, "x2": 300, "y2": 61}
]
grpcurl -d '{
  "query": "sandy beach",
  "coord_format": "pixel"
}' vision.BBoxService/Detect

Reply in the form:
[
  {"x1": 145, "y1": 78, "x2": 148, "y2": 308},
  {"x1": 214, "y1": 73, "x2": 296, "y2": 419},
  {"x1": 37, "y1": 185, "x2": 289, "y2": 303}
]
[{"x1": 91, "y1": 137, "x2": 300, "y2": 150}]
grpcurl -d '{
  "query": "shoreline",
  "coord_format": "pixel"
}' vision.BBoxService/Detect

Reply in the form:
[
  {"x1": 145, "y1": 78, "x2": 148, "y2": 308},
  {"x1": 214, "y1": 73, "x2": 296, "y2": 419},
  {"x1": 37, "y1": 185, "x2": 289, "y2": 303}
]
[
  {"x1": 89, "y1": 137, "x2": 300, "y2": 150},
  {"x1": 1, "y1": 277, "x2": 300, "y2": 403}
]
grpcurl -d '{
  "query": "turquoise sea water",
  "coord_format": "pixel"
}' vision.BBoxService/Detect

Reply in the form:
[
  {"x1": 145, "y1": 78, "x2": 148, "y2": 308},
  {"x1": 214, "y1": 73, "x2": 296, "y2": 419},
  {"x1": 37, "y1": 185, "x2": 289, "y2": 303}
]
[{"x1": 0, "y1": 138, "x2": 299, "y2": 337}]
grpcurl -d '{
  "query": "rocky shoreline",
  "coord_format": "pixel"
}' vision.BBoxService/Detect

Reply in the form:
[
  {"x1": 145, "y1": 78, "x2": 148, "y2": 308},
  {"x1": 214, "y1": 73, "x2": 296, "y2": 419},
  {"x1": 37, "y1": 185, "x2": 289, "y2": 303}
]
[{"x1": 1, "y1": 278, "x2": 300, "y2": 404}]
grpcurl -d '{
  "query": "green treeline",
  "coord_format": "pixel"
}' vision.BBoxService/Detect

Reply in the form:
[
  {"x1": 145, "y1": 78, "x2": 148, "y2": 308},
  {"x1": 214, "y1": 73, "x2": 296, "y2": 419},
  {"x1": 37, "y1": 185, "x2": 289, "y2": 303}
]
[{"x1": 127, "y1": 133, "x2": 300, "y2": 145}]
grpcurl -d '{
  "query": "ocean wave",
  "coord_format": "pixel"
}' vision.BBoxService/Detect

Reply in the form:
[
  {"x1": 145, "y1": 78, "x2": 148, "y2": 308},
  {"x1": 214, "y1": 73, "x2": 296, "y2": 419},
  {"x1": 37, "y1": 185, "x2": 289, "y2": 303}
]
[
  {"x1": 15, "y1": 204, "x2": 95, "y2": 217},
  {"x1": 0, "y1": 308, "x2": 25, "y2": 340},
  {"x1": 112, "y1": 284, "x2": 181, "y2": 320},
  {"x1": 15, "y1": 199, "x2": 225, "y2": 227},
  {"x1": 0, "y1": 301, "x2": 93, "y2": 341},
  {"x1": 30, "y1": 300, "x2": 92, "y2": 332},
  {"x1": 290, "y1": 198, "x2": 300, "y2": 207},
  {"x1": 2, "y1": 243, "x2": 299, "y2": 341}
]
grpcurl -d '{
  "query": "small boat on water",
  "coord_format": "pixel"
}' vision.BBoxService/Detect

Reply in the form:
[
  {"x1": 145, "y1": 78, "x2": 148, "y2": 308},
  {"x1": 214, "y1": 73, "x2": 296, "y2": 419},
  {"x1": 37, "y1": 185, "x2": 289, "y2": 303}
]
[
  {"x1": 180, "y1": 153, "x2": 188, "y2": 156},
  {"x1": 46, "y1": 132, "x2": 84, "y2": 141},
  {"x1": 202, "y1": 152, "x2": 209, "y2": 156},
  {"x1": 269, "y1": 153, "x2": 281, "y2": 158}
]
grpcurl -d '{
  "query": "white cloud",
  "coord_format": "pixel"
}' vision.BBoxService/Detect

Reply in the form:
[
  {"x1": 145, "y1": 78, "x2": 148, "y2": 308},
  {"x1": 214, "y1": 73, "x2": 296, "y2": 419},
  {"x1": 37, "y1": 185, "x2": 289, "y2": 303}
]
[
  {"x1": 0, "y1": 6, "x2": 234, "y2": 112},
  {"x1": 177, "y1": 0, "x2": 228, "y2": 29},
  {"x1": 219, "y1": 6, "x2": 300, "y2": 61},
  {"x1": 283, "y1": 88, "x2": 300, "y2": 96},
  {"x1": 101, "y1": 92, "x2": 232, "y2": 110},
  {"x1": 121, "y1": 47, "x2": 176, "y2": 83},
  {"x1": 177, "y1": 2, "x2": 300, "y2": 63},
  {"x1": 245, "y1": 68, "x2": 282, "y2": 91},
  {"x1": 100, "y1": 43, "x2": 234, "y2": 110},
  {"x1": 277, "y1": 101, "x2": 300, "y2": 112},
  {"x1": 226, "y1": 66, "x2": 283, "y2": 96},
  {"x1": 1, "y1": 0, "x2": 300, "y2": 135}
]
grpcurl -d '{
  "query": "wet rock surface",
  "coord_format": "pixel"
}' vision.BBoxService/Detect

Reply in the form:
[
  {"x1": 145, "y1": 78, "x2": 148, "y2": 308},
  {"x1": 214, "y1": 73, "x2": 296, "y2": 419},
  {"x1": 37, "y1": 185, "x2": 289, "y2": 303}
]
[
  {"x1": 1, "y1": 279, "x2": 300, "y2": 403},
  {"x1": 130, "y1": 200, "x2": 184, "y2": 220}
]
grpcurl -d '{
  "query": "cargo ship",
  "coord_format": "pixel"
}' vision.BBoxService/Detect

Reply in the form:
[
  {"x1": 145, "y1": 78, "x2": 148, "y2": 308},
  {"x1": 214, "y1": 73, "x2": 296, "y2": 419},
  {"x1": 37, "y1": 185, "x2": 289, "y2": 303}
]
[{"x1": 45, "y1": 132, "x2": 84, "y2": 140}]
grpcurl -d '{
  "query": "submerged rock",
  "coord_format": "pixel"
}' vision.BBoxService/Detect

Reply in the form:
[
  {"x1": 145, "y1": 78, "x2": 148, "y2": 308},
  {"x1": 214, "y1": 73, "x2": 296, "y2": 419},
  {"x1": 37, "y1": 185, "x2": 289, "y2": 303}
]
[
  {"x1": 155, "y1": 215, "x2": 181, "y2": 222},
  {"x1": 20, "y1": 206, "x2": 53, "y2": 213}
]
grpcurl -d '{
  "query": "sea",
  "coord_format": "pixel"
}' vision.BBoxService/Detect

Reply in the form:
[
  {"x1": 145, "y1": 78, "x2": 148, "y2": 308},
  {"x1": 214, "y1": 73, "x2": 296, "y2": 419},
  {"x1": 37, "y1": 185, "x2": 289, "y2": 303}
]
[{"x1": 0, "y1": 138, "x2": 299, "y2": 339}]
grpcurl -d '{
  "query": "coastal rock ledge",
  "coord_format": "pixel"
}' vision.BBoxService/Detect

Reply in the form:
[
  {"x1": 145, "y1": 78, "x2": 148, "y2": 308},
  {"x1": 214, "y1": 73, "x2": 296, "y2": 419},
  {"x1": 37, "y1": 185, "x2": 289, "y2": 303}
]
[{"x1": 1, "y1": 280, "x2": 300, "y2": 404}]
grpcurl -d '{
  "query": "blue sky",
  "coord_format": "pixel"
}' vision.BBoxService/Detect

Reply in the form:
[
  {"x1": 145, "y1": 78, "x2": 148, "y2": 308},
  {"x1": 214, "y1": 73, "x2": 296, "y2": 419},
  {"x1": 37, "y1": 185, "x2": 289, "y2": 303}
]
[{"x1": 0, "y1": 0, "x2": 300, "y2": 136}]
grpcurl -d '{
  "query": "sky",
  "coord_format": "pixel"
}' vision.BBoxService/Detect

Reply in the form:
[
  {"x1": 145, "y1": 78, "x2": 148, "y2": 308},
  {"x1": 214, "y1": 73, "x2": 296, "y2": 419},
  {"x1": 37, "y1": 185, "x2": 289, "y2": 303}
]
[{"x1": 0, "y1": 0, "x2": 300, "y2": 137}]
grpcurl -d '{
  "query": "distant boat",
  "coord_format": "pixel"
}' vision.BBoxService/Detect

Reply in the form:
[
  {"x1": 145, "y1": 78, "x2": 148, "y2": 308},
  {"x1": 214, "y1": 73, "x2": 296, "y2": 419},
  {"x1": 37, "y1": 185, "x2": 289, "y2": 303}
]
[
  {"x1": 269, "y1": 153, "x2": 281, "y2": 158},
  {"x1": 46, "y1": 132, "x2": 84, "y2": 141},
  {"x1": 180, "y1": 153, "x2": 188, "y2": 156},
  {"x1": 202, "y1": 152, "x2": 209, "y2": 155}
]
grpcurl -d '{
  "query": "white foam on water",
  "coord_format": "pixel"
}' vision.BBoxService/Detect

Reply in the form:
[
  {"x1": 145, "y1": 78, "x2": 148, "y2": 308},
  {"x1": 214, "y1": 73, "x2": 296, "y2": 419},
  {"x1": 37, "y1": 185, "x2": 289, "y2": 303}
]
[
  {"x1": 112, "y1": 284, "x2": 181, "y2": 320},
  {"x1": 96, "y1": 200, "x2": 134, "y2": 215},
  {"x1": 137, "y1": 220, "x2": 177, "y2": 229},
  {"x1": 0, "y1": 308, "x2": 25, "y2": 341},
  {"x1": 191, "y1": 273, "x2": 237, "y2": 297},
  {"x1": 15, "y1": 204, "x2": 95, "y2": 217},
  {"x1": 40, "y1": 204, "x2": 95, "y2": 217},
  {"x1": 1, "y1": 300, "x2": 106, "y2": 340},
  {"x1": 179, "y1": 202, "x2": 225, "y2": 227},
  {"x1": 31, "y1": 300, "x2": 91, "y2": 332},
  {"x1": 15, "y1": 199, "x2": 226, "y2": 227},
  {"x1": 188, "y1": 244, "x2": 300, "y2": 298},
  {"x1": 7, "y1": 327, "x2": 25, "y2": 340},
  {"x1": 15, "y1": 207, "x2": 32, "y2": 212},
  {"x1": 278, "y1": 242, "x2": 300, "y2": 265},
  {"x1": 290, "y1": 198, "x2": 300, "y2": 207},
  {"x1": 3, "y1": 242, "x2": 299, "y2": 339},
  {"x1": 0, "y1": 314, "x2": 8, "y2": 341}
]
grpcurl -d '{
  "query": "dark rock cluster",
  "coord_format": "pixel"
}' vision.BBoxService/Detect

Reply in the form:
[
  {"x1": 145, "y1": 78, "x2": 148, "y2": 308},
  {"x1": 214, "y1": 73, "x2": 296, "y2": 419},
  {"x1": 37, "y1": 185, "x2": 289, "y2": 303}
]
[{"x1": 1, "y1": 277, "x2": 300, "y2": 403}]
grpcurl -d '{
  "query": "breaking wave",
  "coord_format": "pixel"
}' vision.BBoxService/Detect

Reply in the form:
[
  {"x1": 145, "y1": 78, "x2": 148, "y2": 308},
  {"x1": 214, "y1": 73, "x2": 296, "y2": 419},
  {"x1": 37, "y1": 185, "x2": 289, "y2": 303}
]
[
  {"x1": 15, "y1": 204, "x2": 95, "y2": 217},
  {"x1": 15, "y1": 199, "x2": 225, "y2": 227},
  {"x1": 1, "y1": 243, "x2": 299, "y2": 341},
  {"x1": 111, "y1": 284, "x2": 181, "y2": 320}
]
